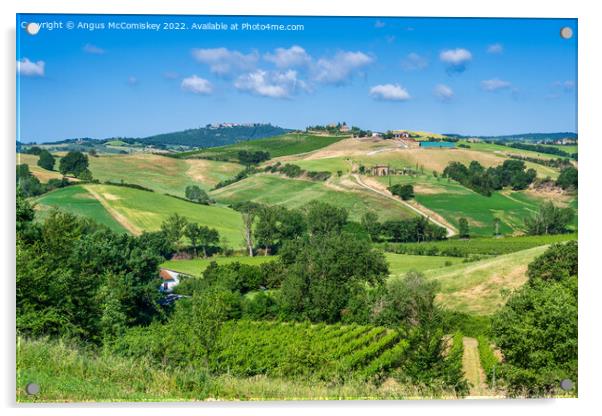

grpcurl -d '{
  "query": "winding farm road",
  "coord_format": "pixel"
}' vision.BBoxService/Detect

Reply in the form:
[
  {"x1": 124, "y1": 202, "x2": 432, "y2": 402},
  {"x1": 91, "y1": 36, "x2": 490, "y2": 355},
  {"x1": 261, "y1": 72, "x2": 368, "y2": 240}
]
[{"x1": 352, "y1": 174, "x2": 457, "y2": 237}]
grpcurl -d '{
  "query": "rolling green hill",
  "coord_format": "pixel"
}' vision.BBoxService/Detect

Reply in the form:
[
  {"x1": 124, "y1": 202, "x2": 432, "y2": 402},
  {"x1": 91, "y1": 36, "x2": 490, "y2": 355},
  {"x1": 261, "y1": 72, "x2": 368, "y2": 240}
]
[
  {"x1": 177, "y1": 133, "x2": 347, "y2": 161},
  {"x1": 88, "y1": 153, "x2": 241, "y2": 195},
  {"x1": 422, "y1": 245, "x2": 549, "y2": 315},
  {"x1": 211, "y1": 174, "x2": 417, "y2": 221},
  {"x1": 34, "y1": 184, "x2": 245, "y2": 246},
  {"x1": 34, "y1": 186, "x2": 127, "y2": 234}
]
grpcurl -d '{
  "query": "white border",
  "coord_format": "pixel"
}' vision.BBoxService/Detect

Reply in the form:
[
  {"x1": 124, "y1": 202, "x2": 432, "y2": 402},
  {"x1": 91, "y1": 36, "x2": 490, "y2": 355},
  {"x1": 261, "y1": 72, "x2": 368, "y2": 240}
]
[{"x1": 2, "y1": 1, "x2": 601, "y2": 415}]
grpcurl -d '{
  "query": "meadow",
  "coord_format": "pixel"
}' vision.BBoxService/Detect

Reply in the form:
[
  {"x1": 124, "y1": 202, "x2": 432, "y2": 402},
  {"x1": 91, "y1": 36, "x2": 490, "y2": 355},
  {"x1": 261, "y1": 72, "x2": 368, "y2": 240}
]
[
  {"x1": 34, "y1": 184, "x2": 244, "y2": 245},
  {"x1": 422, "y1": 245, "x2": 549, "y2": 315},
  {"x1": 211, "y1": 174, "x2": 417, "y2": 221},
  {"x1": 374, "y1": 174, "x2": 560, "y2": 235},
  {"x1": 16, "y1": 153, "x2": 67, "y2": 182},
  {"x1": 34, "y1": 186, "x2": 127, "y2": 234},
  {"x1": 162, "y1": 255, "x2": 276, "y2": 276}
]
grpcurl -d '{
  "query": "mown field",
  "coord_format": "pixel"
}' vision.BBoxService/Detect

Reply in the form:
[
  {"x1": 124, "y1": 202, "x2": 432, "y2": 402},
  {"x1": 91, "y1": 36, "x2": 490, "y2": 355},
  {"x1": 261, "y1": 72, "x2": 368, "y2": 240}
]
[
  {"x1": 88, "y1": 153, "x2": 241, "y2": 194},
  {"x1": 374, "y1": 175, "x2": 563, "y2": 235},
  {"x1": 422, "y1": 245, "x2": 549, "y2": 315},
  {"x1": 34, "y1": 186, "x2": 127, "y2": 234},
  {"x1": 178, "y1": 133, "x2": 347, "y2": 160},
  {"x1": 34, "y1": 184, "x2": 245, "y2": 246},
  {"x1": 211, "y1": 174, "x2": 417, "y2": 221},
  {"x1": 16, "y1": 153, "x2": 66, "y2": 182}
]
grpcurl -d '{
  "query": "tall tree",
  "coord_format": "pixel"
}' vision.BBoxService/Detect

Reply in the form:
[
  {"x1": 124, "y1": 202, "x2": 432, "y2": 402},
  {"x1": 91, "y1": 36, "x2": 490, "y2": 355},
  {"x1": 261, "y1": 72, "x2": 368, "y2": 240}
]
[
  {"x1": 160, "y1": 214, "x2": 188, "y2": 249},
  {"x1": 37, "y1": 149, "x2": 55, "y2": 171},
  {"x1": 458, "y1": 217, "x2": 470, "y2": 239},
  {"x1": 184, "y1": 222, "x2": 202, "y2": 257},
  {"x1": 59, "y1": 151, "x2": 89, "y2": 178},
  {"x1": 198, "y1": 226, "x2": 219, "y2": 258}
]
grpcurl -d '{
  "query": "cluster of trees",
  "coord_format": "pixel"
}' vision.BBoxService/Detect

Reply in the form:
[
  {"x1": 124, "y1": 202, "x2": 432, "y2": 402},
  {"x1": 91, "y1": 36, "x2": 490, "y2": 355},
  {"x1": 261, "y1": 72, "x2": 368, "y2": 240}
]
[
  {"x1": 184, "y1": 185, "x2": 213, "y2": 205},
  {"x1": 59, "y1": 151, "x2": 93, "y2": 180},
  {"x1": 556, "y1": 166, "x2": 578, "y2": 190},
  {"x1": 361, "y1": 212, "x2": 447, "y2": 243},
  {"x1": 17, "y1": 194, "x2": 167, "y2": 343},
  {"x1": 388, "y1": 184, "x2": 414, "y2": 200},
  {"x1": 507, "y1": 154, "x2": 573, "y2": 170},
  {"x1": 492, "y1": 241, "x2": 577, "y2": 395},
  {"x1": 237, "y1": 150, "x2": 270, "y2": 167},
  {"x1": 264, "y1": 162, "x2": 332, "y2": 181},
  {"x1": 524, "y1": 202, "x2": 574, "y2": 235},
  {"x1": 16, "y1": 164, "x2": 71, "y2": 197},
  {"x1": 443, "y1": 160, "x2": 537, "y2": 196},
  {"x1": 505, "y1": 142, "x2": 577, "y2": 159},
  {"x1": 160, "y1": 213, "x2": 220, "y2": 258}
]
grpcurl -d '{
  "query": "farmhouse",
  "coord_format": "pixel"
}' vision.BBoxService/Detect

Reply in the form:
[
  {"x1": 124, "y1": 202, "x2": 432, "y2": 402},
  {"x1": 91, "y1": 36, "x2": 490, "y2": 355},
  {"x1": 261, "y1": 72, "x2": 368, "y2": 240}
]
[
  {"x1": 371, "y1": 165, "x2": 390, "y2": 176},
  {"x1": 391, "y1": 130, "x2": 411, "y2": 139},
  {"x1": 159, "y1": 269, "x2": 180, "y2": 293}
]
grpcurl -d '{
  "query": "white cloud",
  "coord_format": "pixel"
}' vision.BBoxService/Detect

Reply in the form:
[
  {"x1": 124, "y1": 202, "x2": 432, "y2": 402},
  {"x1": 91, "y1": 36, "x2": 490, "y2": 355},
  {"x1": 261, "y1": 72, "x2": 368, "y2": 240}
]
[
  {"x1": 481, "y1": 78, "x2": 512, "y2": 91},
  {"x1": 434, "y1": 84, "x2": 454, "y2": 101},
  {"x1": 401, "y1": 52, "x2": 428, "y2": 71},
  {"x1": 487, "y1": 43, "x2": 503, "y2": 54},
  {"x1": 83, "y1": 43, "x2": 105, "y2": 54},
  {"x1": 181, "y1": 75, "x2": 213, "y2": 94},
  {"x1": 234, "y1": 69, "x2": 306, "y2": 99},
  {"x1": 374, "y1": 20, "x2": 386, "y2": 28},
  {"x1": 369, "y1": 84, "x2": 411, "y2": 101},
  {"x1": 264, "y1": 45, "x2": 311, "y2": 69},
  {"x1": 191, "y1": 47, "x2": 258, "y2": 76},
  {"x1": 554, "y1": 80, "x2": 575, "y2": 91},
  {"x1": 313, "y1": 51, "x2": 373, "y2": 85},
  {"x1": 439, "y1": 48, "x2": 472, "y2": 73},
  {"x1": 17, "y1": 58, "x2": 45, "y2": 77}
]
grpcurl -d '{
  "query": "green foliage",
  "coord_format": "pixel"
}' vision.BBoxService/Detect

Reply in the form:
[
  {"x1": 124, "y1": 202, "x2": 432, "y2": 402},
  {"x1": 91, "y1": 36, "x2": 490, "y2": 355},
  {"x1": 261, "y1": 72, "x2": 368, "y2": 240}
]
[
  {"x1": 160, "y1": 213, "x2": 188, "y2": 247},
  {"x1": 184, "y1": 185, "x2": 212, "y2": 204},
  {"x1": 527, "y1": 240, "x2": 578, "y2": 285},
  {"x1": 389, "y1": 184, "x2": 414, "y2": 201},
  {"x1": 492, "y1": 242, "x2": 578, "y2": 396},
  {"x1": 382, "y1": 233, "x2": 577, "y2": 257},
  {"x1": 17, "y1": 211, "x2": 163, "y2": 343},
  {"x1": 59, "y1": 151, "x2": 90, "y2": 177},
  {"x1": 477, "y1": 336, "x2": 499, "y2": 384},
  {"x1": 238, "y1": 150, "x2": 271, "y2": 166},
  {"x1": 184, "y1": 222, "x2": 219, "y2": 258},
  {"x1": 381, "y1": 217, "x2": 447, "y2": 243},
  {"x1": 37, "y1": 149, "x2": 55, "y2": 171},
  {"x1": 304, "y1": 201, "x2": 348, "y2": 236},
  {"x1": 458, "y1": 217, "x2": 470, "y2": 239},
  {"x1": 524, "y1": 201, "x2": 574, "y2": 235},
  {"x1": 279, "y1": 232, "x2": 389, "y2": 323},
  {"x1": 16, "y1": 164, "x2": 44, "y2": 197},
  {"x1": 361, "y1": 212, "x2": 381, "y2": 241},
  {"x1": 556, "y1": 166, "x2": 578, "y2": 190}
]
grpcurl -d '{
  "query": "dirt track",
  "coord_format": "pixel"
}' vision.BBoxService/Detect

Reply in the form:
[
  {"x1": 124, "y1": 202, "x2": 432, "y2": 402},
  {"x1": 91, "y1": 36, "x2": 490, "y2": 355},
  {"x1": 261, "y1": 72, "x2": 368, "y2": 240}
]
[{"x1": 352, "y1": 174, "x2": 457, "y2": 237}]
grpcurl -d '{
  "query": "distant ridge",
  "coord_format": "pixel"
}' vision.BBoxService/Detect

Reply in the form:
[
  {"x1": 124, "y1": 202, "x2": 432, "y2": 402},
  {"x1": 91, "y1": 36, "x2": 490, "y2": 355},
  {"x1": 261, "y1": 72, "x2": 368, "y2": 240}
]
[
  {"x1": 140, "y1": 123, "x2": 291, "y2": 148},
  {"x1": 443, "y1": 132, "x2": 577, "y2": 142}
]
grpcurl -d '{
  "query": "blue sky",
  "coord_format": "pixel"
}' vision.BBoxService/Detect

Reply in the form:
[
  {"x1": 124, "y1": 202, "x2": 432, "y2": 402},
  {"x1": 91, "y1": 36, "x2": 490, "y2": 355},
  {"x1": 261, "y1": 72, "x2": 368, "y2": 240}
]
[{"x1": 17, "y1": 14, "x2": 577, "y2": 142}]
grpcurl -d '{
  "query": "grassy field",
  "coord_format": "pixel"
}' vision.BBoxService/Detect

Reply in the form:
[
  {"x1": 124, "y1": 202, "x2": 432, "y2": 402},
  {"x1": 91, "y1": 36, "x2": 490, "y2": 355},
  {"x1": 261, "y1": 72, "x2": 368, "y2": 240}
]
[
  {"x1": 179, "y1": 133, "x2": 347, "y2": 160},
  {"x1": 16, "y1": 153, "x2": 65, "y2": 182},
  {"x1": 385, "y1": 253, "x2": 464, "y2": 277},
  {"x1": 374, "y1": 174, "x2": 559, "y2": 235},
  {"x1": 17, "y1": 337, "x2": 454, "y2": 402},
  {"x1": 382, "y1": 233, "x2": 577, "y2": 257},
  {"x1": 88, "y1": 153, "x2": 241, "y2": 195},
  {"x1": 211, "y1": 174, "x2": 417, "y2": 221},
  {"x1": 33, "y1": 186, "x2": 127, "y2": 234},
  {"x1": 422, "y1": 245, "x2": 548, "y2": 315},
  {"x1": 162, "y1": 255, "x2": 277, "y2": 276},
  {"x1": 34, "y1": 184, "x2": 245, "y2": 246}
]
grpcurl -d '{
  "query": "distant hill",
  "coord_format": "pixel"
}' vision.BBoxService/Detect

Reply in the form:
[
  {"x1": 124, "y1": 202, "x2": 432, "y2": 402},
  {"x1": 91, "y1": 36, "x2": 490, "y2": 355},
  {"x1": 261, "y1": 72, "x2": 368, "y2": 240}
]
[
  {"x1": 140, "y1": 123, "x2": 291, "y2": 148},
  {"x1": 444, "y1": 132, "x2": 577, "y2": 142}
]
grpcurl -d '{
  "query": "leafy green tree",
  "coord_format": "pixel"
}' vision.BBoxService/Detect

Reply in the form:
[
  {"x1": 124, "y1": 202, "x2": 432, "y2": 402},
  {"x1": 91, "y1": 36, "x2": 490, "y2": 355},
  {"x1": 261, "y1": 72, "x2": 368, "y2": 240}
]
[
  {"x1": 389, "y1": 184, "x2": 414, "y2": 200},
  {"x1": 458, "y1": 217, "x2": 470, "y2": 239},
  {"x1": 304, "y1": 201, "x2": 348, "y2": 236},
  {"x1": 279, "y1": 232, "x2": 389, "y2": 322},
  {"x1": 361, "y1": 212, "x2": 381, "y2": 241},
  {"x1": 59, "y1": 151, "x2": 89, "y2": 177},
  {"x1": 16, "y1": 164, "x2": 43, "y2": 197},
  {"x1": 198, "y1": 226, "x2": 219, "y2": 258},
  {"x1": 160, "y1": 214, "x2": 188, "y2": 249},
  {"x1": 255, "y1": 205, "x2": 280, "y2": 255},
  {"x1": 184, "y1": 222, "x2": 202, "y2": 257},
  {"x1": 527, "y1": 241, "x2": 578, "y2": 285},
  {"x1": 233, "y1": 201, "x2": 261, "y2": 257},
  {"x1": 170, "y1": 288, "x2": 230, "y2": 371},
  {"x1": 524, "y1": 202, "x2": 574, "y2": 235},
  {"x1": 16, "y1": 191, "x2": 35, "y2": 233},
  {"x1": 493, "y1": 217, "x2": 501, "y2": 236},
  {"x1": 185, "y1": 185, "x2": 212, "y2": 204},
  {"x1": 556, "y1": 166, "x2": 578, "y2": 190},
  {"x1": 37, "y1": 149, "x2": 55, "y2": 170}
]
